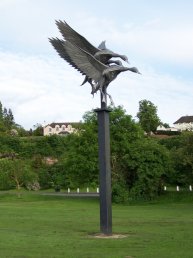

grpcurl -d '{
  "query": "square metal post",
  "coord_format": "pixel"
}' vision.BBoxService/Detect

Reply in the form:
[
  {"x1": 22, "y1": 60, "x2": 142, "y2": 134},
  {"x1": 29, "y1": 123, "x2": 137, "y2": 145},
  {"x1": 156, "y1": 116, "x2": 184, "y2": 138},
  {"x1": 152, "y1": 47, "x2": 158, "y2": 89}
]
[{"x1": 95, "y1": 107, "x2": 112, "y2": 235}]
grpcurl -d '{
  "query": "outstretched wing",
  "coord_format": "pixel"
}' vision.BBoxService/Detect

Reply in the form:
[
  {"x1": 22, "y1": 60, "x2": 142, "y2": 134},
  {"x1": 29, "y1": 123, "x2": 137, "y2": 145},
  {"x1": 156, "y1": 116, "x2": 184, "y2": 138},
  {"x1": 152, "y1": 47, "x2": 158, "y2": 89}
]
[
  {"x1": 56, "y1": 20, "x2": 99, "y2": 56},
  {"x1": 98, "y1": 40, "x2": 107, "y2": 50},
  {"x1": 49, "y1": 38, "x2": 107, "y2": 82}
]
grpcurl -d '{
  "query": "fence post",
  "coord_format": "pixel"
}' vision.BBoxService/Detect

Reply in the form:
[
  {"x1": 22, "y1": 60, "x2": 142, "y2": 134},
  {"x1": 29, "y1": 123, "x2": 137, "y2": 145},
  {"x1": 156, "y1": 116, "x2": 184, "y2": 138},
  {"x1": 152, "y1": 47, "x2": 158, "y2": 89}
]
[{"x1": 176, "y1": 186, "x2": 179, "y2": 191}]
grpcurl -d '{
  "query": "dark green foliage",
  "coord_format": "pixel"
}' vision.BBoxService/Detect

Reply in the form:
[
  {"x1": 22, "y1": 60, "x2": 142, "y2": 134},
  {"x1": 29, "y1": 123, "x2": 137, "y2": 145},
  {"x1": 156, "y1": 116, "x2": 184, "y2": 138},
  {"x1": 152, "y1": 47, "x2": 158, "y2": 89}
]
[
  {"x1": 0, "y1": 135, "x2": 21, "y2": 153},
  {"x1": 32, "y1": 123, "x2": 43, "y2": 136},
  {"x1": 159, "y1": 132, "x2": 193, "y2": 186},
  {"x1": 0, "y1": 158, "x2": 37, "y2": 190},
  {"x1": 112, "y1": 180, "x2": 129, "y2": 203},
  {"x1": 137, "y1": 99, "x2": 161, "y2": 133},
  {"x1": 3, "y1": 108, "x2": 14, "y2": 129},
  {"x1": 161, "y1": 122, "x2": 170, "y2": 128},
  {"x1": 61, "y1": 131, "x2": 99, "y2": 188},
  {"x1": 156, "y1": 130, "x2": 181, "y2": 136},
  {"x1": 125, "y1": 139, "x2": 171, "y2": 199},
  {"x1": 0, "y1": 104, "x2": 182, "y2": 202},
  {"x1": 69, "y1": 106, "x2": 170, "y2": 201},
  {"x1": 0, "y1": 101, "x2": 16, "y2": 134},
  {"x1": 18, "y1": 135, "x2": 68, "y2": 158}
]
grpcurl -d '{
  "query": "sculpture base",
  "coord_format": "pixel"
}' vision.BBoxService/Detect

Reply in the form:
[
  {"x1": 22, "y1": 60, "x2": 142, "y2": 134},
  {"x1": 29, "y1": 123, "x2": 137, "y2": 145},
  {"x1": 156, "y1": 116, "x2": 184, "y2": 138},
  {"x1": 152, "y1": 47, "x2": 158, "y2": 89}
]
[{"x1": 89, "y1": 233, "x2": 128, "y2": 239}]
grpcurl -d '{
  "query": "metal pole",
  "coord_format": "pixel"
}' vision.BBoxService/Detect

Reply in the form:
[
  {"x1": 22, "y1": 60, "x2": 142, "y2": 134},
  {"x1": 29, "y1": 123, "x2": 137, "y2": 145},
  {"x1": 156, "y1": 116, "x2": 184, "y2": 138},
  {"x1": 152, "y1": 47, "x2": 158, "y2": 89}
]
[{"x1": 95, "y1": 91, "x2": 112, "y2": 235}]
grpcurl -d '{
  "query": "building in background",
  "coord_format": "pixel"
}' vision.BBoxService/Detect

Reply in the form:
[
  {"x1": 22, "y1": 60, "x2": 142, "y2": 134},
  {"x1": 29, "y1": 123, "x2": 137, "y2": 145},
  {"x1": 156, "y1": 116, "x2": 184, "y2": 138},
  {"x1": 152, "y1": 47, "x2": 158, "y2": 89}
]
[
  {"x1": 173, "y1": 116, "x2": 193, "y2": 131},
  {"x1": 43, "y1": 122, "x2": 80, "y2": 136}
]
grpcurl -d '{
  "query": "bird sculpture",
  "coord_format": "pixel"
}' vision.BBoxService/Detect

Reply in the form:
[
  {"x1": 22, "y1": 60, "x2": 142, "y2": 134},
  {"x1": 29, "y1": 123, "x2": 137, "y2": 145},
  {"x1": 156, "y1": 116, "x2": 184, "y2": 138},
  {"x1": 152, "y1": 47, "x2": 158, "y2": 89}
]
[
  {"x1": 49, "y1": 37, "x2": 123, "y2": 93},
  {"x1": 49, "y1": 40, "x2": 140, "y2": 105},
  {"x1": 52, "y1": 20, "x2": 130, "y2": 88},
  {"x1": 55, "y1": 20, "x2": 129, "y2": 64}
]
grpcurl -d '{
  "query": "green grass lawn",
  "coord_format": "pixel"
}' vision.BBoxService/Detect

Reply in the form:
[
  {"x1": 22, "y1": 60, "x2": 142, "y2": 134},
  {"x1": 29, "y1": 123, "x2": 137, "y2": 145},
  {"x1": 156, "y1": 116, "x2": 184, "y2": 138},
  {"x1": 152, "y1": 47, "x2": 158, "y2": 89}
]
[{"x1": 0, "y1": 192, "x2": 193, "y2": 258}]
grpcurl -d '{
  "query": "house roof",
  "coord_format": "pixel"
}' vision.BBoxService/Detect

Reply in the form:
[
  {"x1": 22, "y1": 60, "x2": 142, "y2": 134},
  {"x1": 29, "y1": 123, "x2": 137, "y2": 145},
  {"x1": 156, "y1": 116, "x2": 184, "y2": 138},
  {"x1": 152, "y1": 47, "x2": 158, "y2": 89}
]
[
  {"x1": 45, "y1": 122, "x2": 81, "y2": 128},
  {"x1": 174, "y1": 116, "x2": 193, "y2": 124}
]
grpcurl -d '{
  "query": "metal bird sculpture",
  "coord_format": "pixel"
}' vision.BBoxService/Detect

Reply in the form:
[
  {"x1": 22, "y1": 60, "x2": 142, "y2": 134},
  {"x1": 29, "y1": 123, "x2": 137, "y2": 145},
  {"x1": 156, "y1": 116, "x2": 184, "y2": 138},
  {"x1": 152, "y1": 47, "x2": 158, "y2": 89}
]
[
  {"x1": 49, "y1": 37, "x2": 123, "y2": 92},
  {"x1": 49, "y1": 40, "x2": 140, "y2": 105},
  {"x1": 55, "y1": 20, "x2": 129, "y2": 64},
  {"x1": 54, "y1": 20, "x2": 130, "y2": 88}
]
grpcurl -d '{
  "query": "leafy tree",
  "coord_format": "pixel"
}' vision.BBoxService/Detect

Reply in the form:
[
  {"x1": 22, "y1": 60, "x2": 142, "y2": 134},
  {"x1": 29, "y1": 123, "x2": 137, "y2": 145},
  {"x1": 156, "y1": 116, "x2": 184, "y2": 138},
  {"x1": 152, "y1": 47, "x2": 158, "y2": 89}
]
[
  {"x1": 3, "y1": 108, "x2": 15, "y2": 129},
  {"x1": 61, "y1": 106, "x2": 170, "y2": 200},
  {"x1": 0, "y1": 101, "x2": 6, "y2": 133},
  {"x1": 137, "y1": 99, "x2": 160, "y2": 133},
  {"x1": 124, "y1": 139, "x2": 171, "y2": 199},
  {"x1": 160, "y1": 122, "x2": 170, "y2": 128},
  {"x1": 61, "y1": 130, "x2": 98, "y2": 188},
  {"x1": 0, "y1": 135, "x2": 21, "y2": 154},
  {"x1": 0, "y1": 102, "x2": 15, "y2": 133},
  {"x1": 32, "y1": 123, "x2": 43, "y2": 136},
  {"x1": 0, "y1": 159, "x2": 14, "y2": 190},
  {"x1": 160, "y1": 132, "x2": 193, "y2": 185},
  {"x1": 0, "y1": 158, "x2": 37, "y2": 191},
  {"x1": 0, "y1": 101, "x2": 3, "y2": 121},
  {"x1": 15, "y1": 125, "x2": 30, "y2": 137}
]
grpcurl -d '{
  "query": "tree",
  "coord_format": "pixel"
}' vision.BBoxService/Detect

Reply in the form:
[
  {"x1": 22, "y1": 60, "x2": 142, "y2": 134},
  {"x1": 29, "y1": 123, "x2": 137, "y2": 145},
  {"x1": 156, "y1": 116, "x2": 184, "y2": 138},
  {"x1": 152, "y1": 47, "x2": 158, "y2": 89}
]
[
  {"x1": 123, "y1": 139, "x2": 171, "y2": 199},
  {"x1": 32, "y1": 123, "x2": 43, "y2": 136},
  {"x1": 3, "y1": 108, "x2": 15, "y2": 129},
  {"x1": 0, "y1": 102, "x2": 16, "y2": 133},
  {"x1": 109, "y1": 106, "x2": 170, "y2": 200},
  {"x1": 0, "y1": 101, "x2": 3, "y2": 121},
  {"x1": 0, "y1": 158, "x2": 37, "y2": 191},
  {"x1": 0, "y1": 101, "x2": 6, "y2": 133},
  {"x1": 137, "y1": 99, "x2": 160, "y2": 134},
  {"x1": 160, "y1": 132, "x2": 193, "y2": 185}
]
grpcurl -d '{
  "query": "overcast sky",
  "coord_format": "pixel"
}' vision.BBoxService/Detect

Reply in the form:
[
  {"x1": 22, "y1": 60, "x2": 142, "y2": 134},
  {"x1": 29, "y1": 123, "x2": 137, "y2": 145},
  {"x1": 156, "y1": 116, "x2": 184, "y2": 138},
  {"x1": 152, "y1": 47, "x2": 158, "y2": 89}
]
[{"x1": 0, "y1": 0, "x2": 193, "y2": 129}]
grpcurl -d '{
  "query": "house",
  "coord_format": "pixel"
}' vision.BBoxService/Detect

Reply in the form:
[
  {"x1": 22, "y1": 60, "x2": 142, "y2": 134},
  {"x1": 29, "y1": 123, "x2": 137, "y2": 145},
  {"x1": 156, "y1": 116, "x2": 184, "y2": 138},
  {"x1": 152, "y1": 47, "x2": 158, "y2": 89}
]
[
  {"x1": 157, "y1": 125, "x2": 179, "y2": 132},
  {"x1": 43, "y1": 122, "x2": 80, "y2": 136},
  {"x1": 173, "y1": 116, "x2": 193, "y2": 131}
]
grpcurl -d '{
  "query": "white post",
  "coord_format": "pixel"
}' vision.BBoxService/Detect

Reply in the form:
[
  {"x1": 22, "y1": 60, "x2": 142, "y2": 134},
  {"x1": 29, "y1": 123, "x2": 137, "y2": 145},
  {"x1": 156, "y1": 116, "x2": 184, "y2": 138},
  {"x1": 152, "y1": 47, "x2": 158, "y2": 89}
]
[
  {"x1": 87, "y1": 187, "x2": 89, "y2": 193},
  {"x1": 97, "y1": 187, "x2": 99, "y2": 193},
  {"x1": 176, "y1": 186, "x2": 179, "y2": 191},
  {"x1": 164, "y1": 186, "x2": 167, "y2": 191},
  {"x1": 68, "y1": 188, "x2": 70, "y2": 193},
  {"x1": 189, "y1": 185, "x2": 192, "y2": 191},
  {"x1": 77, "y1": 188, "x2": 80, "y2": 193}
]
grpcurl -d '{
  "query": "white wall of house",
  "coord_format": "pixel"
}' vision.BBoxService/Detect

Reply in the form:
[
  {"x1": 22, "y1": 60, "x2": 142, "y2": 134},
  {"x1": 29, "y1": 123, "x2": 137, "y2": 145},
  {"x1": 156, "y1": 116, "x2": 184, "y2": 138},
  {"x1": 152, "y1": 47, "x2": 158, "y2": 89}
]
[
  {"x1": 157, "y1": 125, "x2": 179, "y2": 132},
  {"x1": 173, "y1": 122, "x2": 193, "y2": 131},
  {"x1": 157, "y1": 125, "x2": 167, "y2": 131},
  {"x1": 43, "y1": 124, "x2": 76, "y2": 136}
]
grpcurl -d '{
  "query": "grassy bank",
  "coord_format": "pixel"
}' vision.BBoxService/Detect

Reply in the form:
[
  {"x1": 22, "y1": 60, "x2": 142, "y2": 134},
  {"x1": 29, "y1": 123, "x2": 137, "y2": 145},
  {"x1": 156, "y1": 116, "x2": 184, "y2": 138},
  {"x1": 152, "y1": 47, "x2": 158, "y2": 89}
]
[{"x1": 0, "y1": 192, "x2": 193, "y2": 258}]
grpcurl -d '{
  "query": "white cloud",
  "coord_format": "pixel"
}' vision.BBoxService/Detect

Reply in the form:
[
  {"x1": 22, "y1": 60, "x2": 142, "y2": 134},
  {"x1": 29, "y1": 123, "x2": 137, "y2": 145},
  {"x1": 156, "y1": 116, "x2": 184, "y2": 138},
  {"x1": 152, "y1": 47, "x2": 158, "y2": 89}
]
[
  {"x1": 0, "y1": 2, "x2": 193, "y2": 129},
  {"x1": 0, "y1": 50, "x2": 192, "y2": 129},
  {"x1": 0, "y1": 51, "x2": 100, "y2": 128},
  {"x1": 1, "y1": 1, "x2": 193, "y2": 67},
  {"x1": 101, "y1": 22, "x2": 193, "y2": 66}
]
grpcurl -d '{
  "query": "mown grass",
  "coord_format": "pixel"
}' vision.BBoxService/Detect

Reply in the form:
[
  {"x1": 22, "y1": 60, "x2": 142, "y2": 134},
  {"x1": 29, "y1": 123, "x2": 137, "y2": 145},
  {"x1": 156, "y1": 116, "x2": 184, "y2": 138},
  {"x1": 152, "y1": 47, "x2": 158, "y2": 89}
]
[{"x1": 0, "y1": 191, "x2": 193, "y2": 258}]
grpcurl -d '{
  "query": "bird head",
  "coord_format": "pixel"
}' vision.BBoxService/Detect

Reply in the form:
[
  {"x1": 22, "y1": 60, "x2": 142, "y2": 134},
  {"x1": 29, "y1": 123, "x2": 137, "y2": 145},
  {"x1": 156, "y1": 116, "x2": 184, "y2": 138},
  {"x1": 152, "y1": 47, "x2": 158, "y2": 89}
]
[
  {"x1": 122, "y1": 55, "x2": 129, "y2": 63},
  {"x1": 113, "y1": 60, "x2": 123, "y2": 66},
  {"x1": 129, "y1": 67, "x2": 141, "y2": 74}
]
